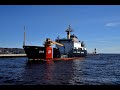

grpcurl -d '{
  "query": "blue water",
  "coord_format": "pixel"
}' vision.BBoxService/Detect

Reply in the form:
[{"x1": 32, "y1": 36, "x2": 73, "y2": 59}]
[{"x1": 0, "y1": 54, "x2": 120, "y2": 85}]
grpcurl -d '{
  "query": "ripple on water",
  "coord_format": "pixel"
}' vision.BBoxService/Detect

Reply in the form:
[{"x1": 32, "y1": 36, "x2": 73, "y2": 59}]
[{"x1": 0, "y1": 55, "x2": 120, "y2": 85}]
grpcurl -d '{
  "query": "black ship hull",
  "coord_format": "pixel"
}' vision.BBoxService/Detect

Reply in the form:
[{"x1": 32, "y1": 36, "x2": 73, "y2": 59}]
[
  {"x1": 23, "y1": 46, "x2": 46, "y2": 60},
  {"x1": 23, "y1": 45, "x2": 87, "y2": 60}
]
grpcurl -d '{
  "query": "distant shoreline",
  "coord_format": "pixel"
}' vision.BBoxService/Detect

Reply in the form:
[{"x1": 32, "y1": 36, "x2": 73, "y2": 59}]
[
  {"x1": 88, "y1": 53, "x2": 120, "y2": 54},
  {"x1": 0, "y1": 54, "x2": 27, "y2": 58}
]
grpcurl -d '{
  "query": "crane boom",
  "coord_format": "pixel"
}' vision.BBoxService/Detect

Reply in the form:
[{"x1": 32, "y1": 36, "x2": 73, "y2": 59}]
[
  {"x1": 51, "y1": 41, "x2": 64, "y2": 46},
  {"x1": 44, "y1": 38, "x2": 64, "y2": 47}
]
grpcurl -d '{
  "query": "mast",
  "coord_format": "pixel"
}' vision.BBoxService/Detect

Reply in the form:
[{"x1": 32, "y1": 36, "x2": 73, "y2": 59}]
[
  {"x1": 65, "y1": 25, "x2": 73, "y2": 39},
  {"x1": 23, "y1": 26, "x2": 26, "y2": 46}
]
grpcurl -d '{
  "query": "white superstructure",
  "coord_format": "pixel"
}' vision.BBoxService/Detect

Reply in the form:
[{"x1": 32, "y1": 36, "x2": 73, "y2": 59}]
[{"x1": 55, "y1": 25, "x2": 86, "y2": 55}]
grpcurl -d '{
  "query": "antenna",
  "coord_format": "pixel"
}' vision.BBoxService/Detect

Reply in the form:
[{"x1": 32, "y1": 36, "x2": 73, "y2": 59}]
[{"x1": 23, "y1": 26, "x2": 26, "y2": 46}]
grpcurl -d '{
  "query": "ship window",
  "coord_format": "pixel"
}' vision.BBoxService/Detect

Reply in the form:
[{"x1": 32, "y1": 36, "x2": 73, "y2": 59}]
[{"x1": 78, "y1": 48, "x2": 82, "y2": 50}]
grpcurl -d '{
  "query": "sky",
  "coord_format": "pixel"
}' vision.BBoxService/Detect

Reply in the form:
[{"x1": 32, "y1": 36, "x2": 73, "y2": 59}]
[{"x1": 0, "y1": 5, "x2": 120, "y2": 53}]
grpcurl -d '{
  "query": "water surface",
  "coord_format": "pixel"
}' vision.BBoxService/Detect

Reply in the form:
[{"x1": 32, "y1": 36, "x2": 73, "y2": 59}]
[{"x1": 0, "y1": 54, "x2": 120, "y2": 85}]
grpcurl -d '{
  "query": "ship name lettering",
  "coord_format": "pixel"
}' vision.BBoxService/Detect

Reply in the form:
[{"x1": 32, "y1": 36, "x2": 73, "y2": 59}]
[{"x1": 39, "y1": 50, "x2": 44, "y2": 53}]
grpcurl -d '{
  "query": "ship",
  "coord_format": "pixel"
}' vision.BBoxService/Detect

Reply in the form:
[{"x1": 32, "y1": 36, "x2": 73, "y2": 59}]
[{"x1": 23, "y1": 25, "x2": 87, "y2": 61}]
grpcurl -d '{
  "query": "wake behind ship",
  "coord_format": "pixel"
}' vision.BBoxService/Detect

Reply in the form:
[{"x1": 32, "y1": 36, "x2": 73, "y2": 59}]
[{"x1": 23, "y1": 25, "x2": 87, "y2": 61}]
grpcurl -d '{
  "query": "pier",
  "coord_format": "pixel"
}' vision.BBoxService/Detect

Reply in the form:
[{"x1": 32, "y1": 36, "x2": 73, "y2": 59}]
[{"x1": 0, "y1": 54, "x2": 27, "y2": 58}]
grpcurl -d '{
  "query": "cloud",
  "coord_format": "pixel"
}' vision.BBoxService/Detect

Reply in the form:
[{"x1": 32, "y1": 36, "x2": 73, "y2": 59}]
[
  {"x1": 105, "y1": 22, "x2": 120, "y2": 27},
  {"x1": 100, "y1": 46, "x2": 120, "y2": 53},
  {"x1": 85, "y1": 38, "x2": 120, "y2": 48}
]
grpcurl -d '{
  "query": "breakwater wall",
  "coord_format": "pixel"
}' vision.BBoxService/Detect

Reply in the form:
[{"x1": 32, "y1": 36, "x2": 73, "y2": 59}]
[{"x1": 0, "y1": 54, "x2": 27, "y2": 58}]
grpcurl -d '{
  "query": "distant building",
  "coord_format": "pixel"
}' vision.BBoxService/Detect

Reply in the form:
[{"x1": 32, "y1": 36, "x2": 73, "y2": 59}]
[{"x1": 0, "y1": 48, "x2": 25, "y2": 54}]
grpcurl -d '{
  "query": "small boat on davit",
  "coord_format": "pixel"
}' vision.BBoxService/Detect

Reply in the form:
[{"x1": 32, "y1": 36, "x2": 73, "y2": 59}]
[{"x1": 23, "y1": 25, "x2": 87, "y2": 62}]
